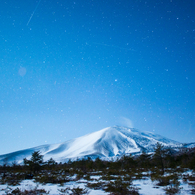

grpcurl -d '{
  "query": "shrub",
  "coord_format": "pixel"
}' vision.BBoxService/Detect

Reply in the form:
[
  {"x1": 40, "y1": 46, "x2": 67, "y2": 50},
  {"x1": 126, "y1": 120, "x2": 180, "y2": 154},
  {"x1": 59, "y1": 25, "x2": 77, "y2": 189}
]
[
  {"x1": 191, "y1": 189, "x2": 195, "y2": 194},
  {"x1": 0, "y1": 172, "x2": 24, "y2": 186},
  {"x1": 70, "y1": 186, "x2": 89, "y2": 195},
  {"x1": 58, "y1": 186, "x2": 89, "y2": 195},
  {"x1": 163, "y1": 175, "x2": 182, "y2": 195},
  {"x1": 58, "y1": 187, "x2": 70, "y2": 195},
  {"x1": 87, "y1": 181, "x2": 104, "y2": 190},
  {"x1": 35, "y1": 173, "x2": 69, "y2": 185},
  {"x1": 104, "y1": 178, "x2": 139, "y2": 195},
  {"x1": 151, "y1": 174, "x2": 179, "y2": 187},
  {"x1": 164, "y1": 185, "x2": 182, "y2": 195},
  {"x1": 157, "y1": 176, "x2": 171, "y2": 186},
  {"x1": 83, "y1": 174, "x2": 90, "y2": 180},
  {"x1": 189, "y1": 176, "x2": 195, "y2": 181},
  {"x1": 6, "y1": 186, "x2": 49, "y2": 195}
]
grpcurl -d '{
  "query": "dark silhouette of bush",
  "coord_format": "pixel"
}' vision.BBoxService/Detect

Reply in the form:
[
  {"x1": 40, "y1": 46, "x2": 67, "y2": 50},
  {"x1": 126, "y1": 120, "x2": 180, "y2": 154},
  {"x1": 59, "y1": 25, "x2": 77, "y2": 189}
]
[{"x1": 23, "y1": 151, "x2": 43, "y2": 174}]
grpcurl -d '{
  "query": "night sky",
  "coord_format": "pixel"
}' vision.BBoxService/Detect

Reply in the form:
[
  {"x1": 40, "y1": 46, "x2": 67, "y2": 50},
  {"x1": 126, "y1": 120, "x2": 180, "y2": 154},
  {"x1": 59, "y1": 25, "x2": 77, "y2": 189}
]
[{"x1": 1, "y1": 0, "x2": 195, "y2": 154}]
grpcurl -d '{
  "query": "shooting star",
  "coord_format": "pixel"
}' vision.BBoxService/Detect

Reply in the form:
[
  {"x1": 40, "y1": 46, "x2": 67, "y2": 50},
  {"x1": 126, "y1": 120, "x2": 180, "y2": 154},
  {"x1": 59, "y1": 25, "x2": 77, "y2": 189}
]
[{"x1": 27, "y1": 0, "x2": 42, "y2": 26}]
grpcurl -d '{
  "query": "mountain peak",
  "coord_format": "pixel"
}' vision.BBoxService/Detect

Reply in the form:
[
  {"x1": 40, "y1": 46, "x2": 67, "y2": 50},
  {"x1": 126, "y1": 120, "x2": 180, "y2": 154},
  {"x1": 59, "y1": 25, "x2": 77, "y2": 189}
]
[{"x1": 0, "y1": 126, "x2": 184, "y2": 165}]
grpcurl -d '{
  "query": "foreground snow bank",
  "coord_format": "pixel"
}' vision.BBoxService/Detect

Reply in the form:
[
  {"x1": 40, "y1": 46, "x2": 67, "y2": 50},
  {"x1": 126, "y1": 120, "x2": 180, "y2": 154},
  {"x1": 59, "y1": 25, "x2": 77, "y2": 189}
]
[{"x1": 0, "y1": 172, "x2": 194, "y2": 195}]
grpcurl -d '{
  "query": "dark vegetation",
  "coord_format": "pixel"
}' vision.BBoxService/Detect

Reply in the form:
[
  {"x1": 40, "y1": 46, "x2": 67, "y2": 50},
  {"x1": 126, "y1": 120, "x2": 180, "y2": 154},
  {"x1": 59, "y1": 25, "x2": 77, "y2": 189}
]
[{"x1": 0, "y1": 143, "x2": 195, "y2": 194}]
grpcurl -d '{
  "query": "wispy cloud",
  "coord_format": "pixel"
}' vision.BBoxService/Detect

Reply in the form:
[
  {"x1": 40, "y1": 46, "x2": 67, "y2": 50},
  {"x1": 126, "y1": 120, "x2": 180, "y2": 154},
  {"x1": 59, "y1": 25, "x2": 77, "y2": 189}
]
[{"x1": 119, "y1": 117, "x2": 133, "y2": 128}]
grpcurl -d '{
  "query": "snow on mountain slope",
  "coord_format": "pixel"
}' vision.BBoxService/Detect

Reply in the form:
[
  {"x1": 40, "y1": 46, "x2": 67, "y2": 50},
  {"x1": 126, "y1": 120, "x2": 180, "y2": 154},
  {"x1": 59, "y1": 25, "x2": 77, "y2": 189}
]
[{"x1": 0, "y1": 126, "x2": 184, "y2": 165}]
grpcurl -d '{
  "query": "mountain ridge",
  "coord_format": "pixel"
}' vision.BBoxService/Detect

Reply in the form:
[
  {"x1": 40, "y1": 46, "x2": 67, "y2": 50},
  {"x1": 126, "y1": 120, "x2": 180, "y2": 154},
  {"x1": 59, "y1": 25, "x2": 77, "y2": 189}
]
[{"x1": 0, "y1": 126, "x2": 191, "y2": 165}]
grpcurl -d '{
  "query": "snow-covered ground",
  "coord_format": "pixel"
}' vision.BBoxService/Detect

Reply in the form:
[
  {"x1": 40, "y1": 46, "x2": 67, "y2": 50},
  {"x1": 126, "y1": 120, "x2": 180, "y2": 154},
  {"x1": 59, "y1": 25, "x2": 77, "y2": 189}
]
[{"x1": 0, "y1": 172, "x2": 194, "y2": 195}]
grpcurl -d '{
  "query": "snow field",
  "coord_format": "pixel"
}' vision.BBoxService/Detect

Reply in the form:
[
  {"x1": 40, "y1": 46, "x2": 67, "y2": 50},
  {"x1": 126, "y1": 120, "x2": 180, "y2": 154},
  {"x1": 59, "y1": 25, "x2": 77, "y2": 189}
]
[{"x1": 0, "y1": 171, "x2": 194, "y2": 195}]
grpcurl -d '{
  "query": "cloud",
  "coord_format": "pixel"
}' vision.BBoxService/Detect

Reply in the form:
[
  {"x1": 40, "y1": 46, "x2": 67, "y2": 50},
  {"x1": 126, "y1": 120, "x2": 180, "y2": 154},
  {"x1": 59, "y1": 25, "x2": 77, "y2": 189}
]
[{"x1": 119, "y1": 117, "x2": 133, "y2": 128}]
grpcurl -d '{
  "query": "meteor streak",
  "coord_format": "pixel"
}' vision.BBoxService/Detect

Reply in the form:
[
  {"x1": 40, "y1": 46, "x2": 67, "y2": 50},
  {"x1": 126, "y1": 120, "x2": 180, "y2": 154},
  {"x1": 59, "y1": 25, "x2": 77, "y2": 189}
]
[{"x1": 27, "y1": 0, "x2": 42, "y2": 26}]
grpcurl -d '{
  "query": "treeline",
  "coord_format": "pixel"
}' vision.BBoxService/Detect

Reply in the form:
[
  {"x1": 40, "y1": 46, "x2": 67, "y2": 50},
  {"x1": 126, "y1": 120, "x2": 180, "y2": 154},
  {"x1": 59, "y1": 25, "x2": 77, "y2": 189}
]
[
  {"x1": 1, "y1": 143, "x2": 195, "y2": 175},
  {"x1": 0, "y1": 143, "x2": 195, "y2": 194}
]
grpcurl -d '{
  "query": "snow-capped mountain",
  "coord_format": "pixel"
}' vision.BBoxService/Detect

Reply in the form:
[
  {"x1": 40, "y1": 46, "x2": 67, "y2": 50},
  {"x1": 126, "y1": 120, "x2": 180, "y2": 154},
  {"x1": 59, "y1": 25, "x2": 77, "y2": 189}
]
[{"x1": 0, "y1": 126, "x2": 184, "y2": 165}]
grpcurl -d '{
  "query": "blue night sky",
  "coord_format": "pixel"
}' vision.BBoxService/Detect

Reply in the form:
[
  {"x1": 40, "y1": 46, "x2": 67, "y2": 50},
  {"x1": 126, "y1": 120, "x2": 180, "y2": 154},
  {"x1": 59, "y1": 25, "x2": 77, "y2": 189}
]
[{"x1": 0, "y1": 0, "x2": 195, "y2": 154}]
